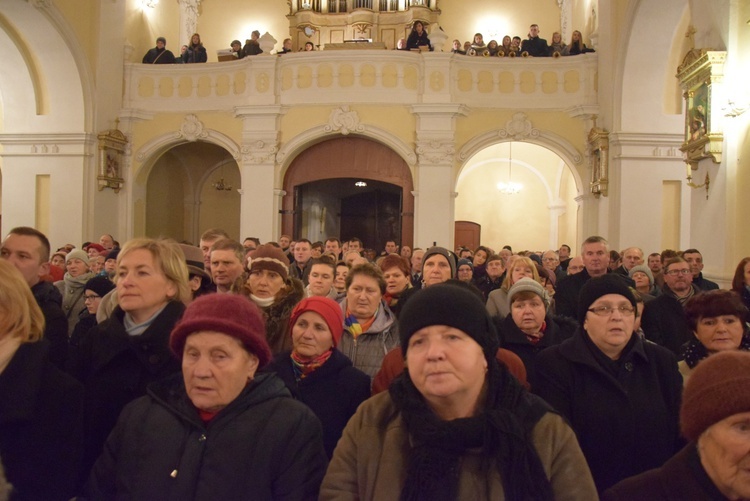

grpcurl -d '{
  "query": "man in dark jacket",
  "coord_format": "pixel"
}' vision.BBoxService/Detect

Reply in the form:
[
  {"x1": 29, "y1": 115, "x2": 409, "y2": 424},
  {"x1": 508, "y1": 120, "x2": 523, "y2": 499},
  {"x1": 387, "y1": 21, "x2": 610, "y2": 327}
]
[
  {"x1": 641, "y1": 257, "x2": 700, "y2": 357},
  {"x1": 521, "y1": 24, "x2": 549, "y2": 56},
  {"x1": 683, "y1": 248, "x2": 719, "y2": 291},
  {"x1": 142, "y1": 36, "x2": 176, "y2": 64},
  {"x1": 1, "y1": 226, "x2": 69, "y2": 369}
]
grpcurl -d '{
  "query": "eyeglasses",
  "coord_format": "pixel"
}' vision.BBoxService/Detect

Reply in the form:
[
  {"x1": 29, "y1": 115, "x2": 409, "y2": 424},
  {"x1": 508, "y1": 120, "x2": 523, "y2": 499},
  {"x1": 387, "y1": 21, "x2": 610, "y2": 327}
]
[
  {"x1": 83, "y1": 294, "x2": 101, "y2": 302},
  {"x1": 587, "y1": 305, "x2": 636, "y2": 316},
  {"x1": 665, "y1": 269, "x2": 692, "y2": 276}
]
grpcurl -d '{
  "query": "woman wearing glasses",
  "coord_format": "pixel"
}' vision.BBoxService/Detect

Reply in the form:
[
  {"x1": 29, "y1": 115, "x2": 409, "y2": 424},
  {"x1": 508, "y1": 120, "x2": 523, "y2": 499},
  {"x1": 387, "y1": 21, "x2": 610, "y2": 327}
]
[{"x1": 534, "y1": 275, "x2": 683, "y2": 494}]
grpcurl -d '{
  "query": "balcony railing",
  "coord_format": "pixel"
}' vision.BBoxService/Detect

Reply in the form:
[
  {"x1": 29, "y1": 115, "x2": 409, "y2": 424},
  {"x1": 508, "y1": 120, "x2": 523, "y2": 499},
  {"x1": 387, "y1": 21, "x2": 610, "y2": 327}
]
[
  {"x1": 290, "y1": 0, "x2": 434, "y2": 13},
  {"x1": 122, "y1": 51, "x2": 598, "y2": 114}
]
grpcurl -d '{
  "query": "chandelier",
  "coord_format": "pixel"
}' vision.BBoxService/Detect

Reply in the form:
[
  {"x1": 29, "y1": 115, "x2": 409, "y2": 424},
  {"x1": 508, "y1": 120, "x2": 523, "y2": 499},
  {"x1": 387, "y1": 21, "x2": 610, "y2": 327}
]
[
  {"x1": 211, "y1": 166, "x2": 233, "y2": 191},
  {"x1": 497, "y1": 141, "x2": 522, "y2": 195}
]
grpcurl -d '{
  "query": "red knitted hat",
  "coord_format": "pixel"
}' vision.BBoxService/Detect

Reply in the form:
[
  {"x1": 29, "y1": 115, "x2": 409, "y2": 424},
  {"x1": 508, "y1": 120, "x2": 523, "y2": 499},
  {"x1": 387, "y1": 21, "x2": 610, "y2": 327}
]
[
  {"x1": 289, "y1": 296, "x2": 344, "y2": 347},
  {"x1": 248, "y1": 244, "x2": 290, "y2": 281},
  {"x1": 170, "y1": 294, "x2": 271, "y2": 368},
  {"x1": 680, "y1": 350, "x2": 750, "y2": 441}
]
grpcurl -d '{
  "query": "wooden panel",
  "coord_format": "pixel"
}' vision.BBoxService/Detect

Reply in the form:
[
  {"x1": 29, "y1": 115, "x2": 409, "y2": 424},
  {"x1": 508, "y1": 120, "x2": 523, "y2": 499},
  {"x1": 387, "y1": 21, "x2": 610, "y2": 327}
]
[{"x1": 454, "y1": 220, "x2": 480, "y2": 252}]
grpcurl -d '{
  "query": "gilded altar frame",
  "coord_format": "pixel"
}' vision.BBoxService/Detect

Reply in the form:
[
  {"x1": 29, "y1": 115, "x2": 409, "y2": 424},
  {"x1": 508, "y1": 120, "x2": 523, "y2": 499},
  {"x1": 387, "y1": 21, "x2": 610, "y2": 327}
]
[
  {"x1": 588, "y1": 127, "x2": 609, "y2": 198},
  {"x1": 97, "y1": 129, "x2": 127, "y2": 193}
]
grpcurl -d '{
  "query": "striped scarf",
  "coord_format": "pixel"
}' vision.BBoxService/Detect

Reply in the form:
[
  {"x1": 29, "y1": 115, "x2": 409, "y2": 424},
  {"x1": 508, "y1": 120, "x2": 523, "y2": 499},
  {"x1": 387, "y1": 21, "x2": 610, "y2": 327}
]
[
  {"x1": 291, "y1": 349, "x2": 333, "y2": 380},
  {"x1": 344, "y1": 308, "x2": 377, "y2": 339}
]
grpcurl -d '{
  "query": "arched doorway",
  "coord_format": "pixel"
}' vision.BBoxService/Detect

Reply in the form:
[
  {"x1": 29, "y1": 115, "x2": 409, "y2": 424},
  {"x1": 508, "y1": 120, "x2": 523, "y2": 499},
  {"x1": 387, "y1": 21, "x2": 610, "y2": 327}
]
[
  {"x1": 455, "y1": 141, "x2": 580, "y2": 251},
  {"x1": 145, "y1": 142, "x2": 240, "y2": 242},
  {"x1": 282, "y1": 137, "x2": 414, "y2": 250}
]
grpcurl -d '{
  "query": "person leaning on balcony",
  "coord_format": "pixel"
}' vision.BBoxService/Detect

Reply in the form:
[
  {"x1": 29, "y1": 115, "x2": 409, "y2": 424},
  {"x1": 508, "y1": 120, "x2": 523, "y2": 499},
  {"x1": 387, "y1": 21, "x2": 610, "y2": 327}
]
[
  {"x1": 184, "y1": 33, "x2": 207, "y2": 63},
  {"x1": 562, "y1": 30, "x2": 591, "y2": 55},
  {"x1": 142, "y1": 36, "x2": 176, "y2": 64},
  {"x1": 242, "y1": 30, "x2": 263, "y2": 56},
  {"x1": 521, "y1": 24, "x2": 549, "y2": 57},
  {"x1": 406, "y1": 20, "x2": 431, "y2": 51},
  {"x1": 230, "y1": 39, "x2": 244, "y2": 59}
]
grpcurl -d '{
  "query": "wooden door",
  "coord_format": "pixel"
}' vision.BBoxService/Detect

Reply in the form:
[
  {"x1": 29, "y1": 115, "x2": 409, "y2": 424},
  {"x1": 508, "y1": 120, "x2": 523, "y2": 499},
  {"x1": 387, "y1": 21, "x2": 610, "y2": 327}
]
[{"x1": 454, "y1": 221, "x2": 480, "y2": 252}]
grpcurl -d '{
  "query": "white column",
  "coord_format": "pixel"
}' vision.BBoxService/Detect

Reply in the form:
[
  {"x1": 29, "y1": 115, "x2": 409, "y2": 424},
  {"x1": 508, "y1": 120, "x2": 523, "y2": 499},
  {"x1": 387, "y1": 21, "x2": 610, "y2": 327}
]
[
  {"x1": 410, "y1": 104, "x2": 469, "y2": 249},
  {"x1": 178, "y1": 0, "x2": 201, "y2": 46},
  {"x1": 234, "y1": 105, "x2": 287, "y2": 243}
]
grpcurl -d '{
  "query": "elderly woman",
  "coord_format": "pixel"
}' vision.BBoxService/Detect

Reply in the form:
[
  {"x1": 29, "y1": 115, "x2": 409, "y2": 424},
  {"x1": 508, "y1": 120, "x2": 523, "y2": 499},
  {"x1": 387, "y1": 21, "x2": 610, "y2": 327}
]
[
  {"x1": 731, "y1": 256, "x2": 750, "y2": 309},
  {"x1": 486, "y1": 256, "x2": 540, "y2": 318},
  {"x1": 338, "y1": 262, "x2": 399, "y2": 378},
  {"x1": 534, "y1": 275, "x2": 683, "y2": 493},
  {"x1": 321, "y1": 283, "x2": 597, "y2": 499},
  {"x1": 54, "y1": 249, "x2": 95, "y2": 334},
  {"x1": 0, "y1": 260, "x2": 84, "y2": 501},
  {"x1": 456, "y1": 258, "x2": 474, "y2": 282},
  {"x1": 629, "y1": 264, "x2": 660, "y2": 297},
  {"x1": 379, "y1": 254, "x2": 412, "y2": 317},
  {"x1": 266, "y1": 296, "x2": 370, "y2": 458},
  {"x1": 69, "y1": 238, "x2": 190, "y2": 484},
  {"x1": 603, "y1": 350, "x2": 750, "y2": 500},
  {"x1": 679, "y1": 289, "x2": 750, "y2": 381},
  {"x1": 85, "y1": 294, "x2": 327, "y2": 499},
  {"x1": 243, "y1": 244, "x2": 304, "y2": 354},
  {"x1": 494, "y1": 278, "x2": 576, "y2": 386}
]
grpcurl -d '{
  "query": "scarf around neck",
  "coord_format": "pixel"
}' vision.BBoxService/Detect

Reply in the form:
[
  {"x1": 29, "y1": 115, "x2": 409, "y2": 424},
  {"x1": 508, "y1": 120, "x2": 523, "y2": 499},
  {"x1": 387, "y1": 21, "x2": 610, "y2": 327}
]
[
  {"x1": 389, "y1": 362, "x2": 554, "y2": 501},
  {"x1": 290, "y1": 348, "x2": 333, "y2": 381},
  {"x1": 344, "y1": 307, "x2": 377, "y2": 339}
]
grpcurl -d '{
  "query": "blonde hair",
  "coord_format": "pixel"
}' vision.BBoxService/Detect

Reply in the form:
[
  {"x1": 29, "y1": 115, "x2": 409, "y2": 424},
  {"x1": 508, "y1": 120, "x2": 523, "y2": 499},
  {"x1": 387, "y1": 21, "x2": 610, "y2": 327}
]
[
  {"x1": 116, "y1": 238, "x2": 191, "y2": 305},
  {"x1": 501, "y1": 256, "x2": 541, "y2": 291},
  {"x1": 0, "y1": 260, "x2": 45, "y2": 342}
]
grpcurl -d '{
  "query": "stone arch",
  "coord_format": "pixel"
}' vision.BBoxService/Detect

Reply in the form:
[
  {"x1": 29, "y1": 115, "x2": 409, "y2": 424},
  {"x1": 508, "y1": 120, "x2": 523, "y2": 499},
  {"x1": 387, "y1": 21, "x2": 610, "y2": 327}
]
[
  {"x1": 276, "y1": 124, "x2": 417, "y2": 186},
  {"x1": 456, "y1": 128, "x2": 585, "y2": 194},
  {"x1": 281, "y1": 136, "x2": 415, "y2": 248}
]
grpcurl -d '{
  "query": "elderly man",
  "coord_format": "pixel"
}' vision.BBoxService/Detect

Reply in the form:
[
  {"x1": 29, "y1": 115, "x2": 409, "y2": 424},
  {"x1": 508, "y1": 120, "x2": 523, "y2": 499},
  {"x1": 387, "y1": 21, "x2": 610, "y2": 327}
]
[
  {"x1": 556, "y1": 236, "x2": 633, "y2": 319},
  {"x1": 210, "y1": 239, "x2": 246, "y2": 294},
  {"x1": 641, "y1": 257, "x2": 700, "y2": 356},
  {"x1": 542, "y1": 249, "x2": 566, "y2": 282},
  {"x1": 567, "y1": 256, "x2": 584, "y2": 275},
  {"x1": 682, "y1": 248, "x2": 719, "y2": 291},
  {"x1": 410, "y1": 248, "x2": 425, "y2": 288},
  {"x1": 99, "y1": 234, "x2": 116, "y2": 251},
  {"x1": 614, "y1": 247, "x2": 644, "y2": 277}
]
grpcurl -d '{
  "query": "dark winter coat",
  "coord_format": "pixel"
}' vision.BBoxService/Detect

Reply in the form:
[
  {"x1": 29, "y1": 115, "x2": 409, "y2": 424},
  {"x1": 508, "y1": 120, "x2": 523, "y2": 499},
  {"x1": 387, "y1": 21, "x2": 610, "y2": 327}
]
[
  {"x1": 31, "y1": 280, "x2": 68, "y2": 370},
  {"x1": 266, "y1": 349, "x2": 371, "y2": 458},
  {"x1": 534, "y1": 330, "x2": 683, "y2": 493},
  {"x1": 142, "y1": 47, "x2": 176, "y2": 64},
  {"x1": 554, "y1": 268, "x2": 592, "y2": 319},
  {"x1": 0, "y1": 342, "x2": 84, "y2": 501},
  {"x1": 406, "y1": 30, "x2": 431, "y2": 50},
  {"x1": 521, "y1": 36, "x2": 549, "y2": 57},
  {"x1": 256, "y1": 278, "x2": 304, "y2": 355},
  {"x1": 602, "y1": 442, "x2": 728, "y2": 501},
  {"x1": 185, "y1": 44, "x2": 207, "y2": 63},
  {"x1": 641, "y1": 286, "x2": 697, "y2": 357},
  {"x1": 494, "y1": 313, "x2": 577, "y2": 388},
  {"x1": 68, "y1": 301, "x2": 185, "y2": 485},
  {"x1": 692, "y1": 272, "x2": 719, "y2": 291},
  {"x1": 85, "y1": 372, "x2": 327, "y2": 500}
]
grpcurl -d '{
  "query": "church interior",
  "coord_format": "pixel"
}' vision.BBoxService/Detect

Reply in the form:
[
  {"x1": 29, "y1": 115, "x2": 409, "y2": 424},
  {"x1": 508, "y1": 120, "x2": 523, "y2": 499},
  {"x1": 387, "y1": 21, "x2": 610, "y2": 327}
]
[{"x1": 1, "y1": 0, "x2": 748, "y2": 285}]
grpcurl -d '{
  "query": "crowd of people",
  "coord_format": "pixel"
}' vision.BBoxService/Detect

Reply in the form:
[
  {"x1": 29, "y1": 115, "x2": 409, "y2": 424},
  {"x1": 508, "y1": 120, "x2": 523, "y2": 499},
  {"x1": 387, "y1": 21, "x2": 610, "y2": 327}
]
[
  {"x1": 142, "y1": 22, "x2": 594, "y2": 64},
  {"x1": 1, "y1": 225, "x2": 749, "y2": 499}
]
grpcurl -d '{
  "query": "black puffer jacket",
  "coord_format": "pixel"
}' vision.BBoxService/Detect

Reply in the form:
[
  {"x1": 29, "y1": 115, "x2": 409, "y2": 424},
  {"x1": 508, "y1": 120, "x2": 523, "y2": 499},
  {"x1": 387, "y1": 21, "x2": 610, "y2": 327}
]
[{"x1": 85, "y1": 372, "x2": 327, "y2": 500}]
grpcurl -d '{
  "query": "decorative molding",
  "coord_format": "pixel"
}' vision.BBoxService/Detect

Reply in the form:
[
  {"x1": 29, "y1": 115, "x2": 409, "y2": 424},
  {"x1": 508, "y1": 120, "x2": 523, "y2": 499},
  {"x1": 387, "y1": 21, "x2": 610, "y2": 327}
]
[
  {"x1": 416, "y1": 139, "x2": 455, "y2": 165},
  {"x1": 177, "y1": 114, "x2": 208, "y2": 142},
  {"x1": 458, "y1": 125, "x2": 584, "y2": 166},
  {"x1": 241, "y1": 139, "x2": 279, "y2": 164},
  {"x1": 178, "y1": 0, "x2": 201, "y2": 48},
  {"x1": 500, "y1": 112, "x2": 540, "y2": 140},
  {"x1": 135, "y1": 128, "x2": 240, "y2": 163},
  {"x1": 276, "y1": 122, "x2": 417, "y2": 167},
  {"x1": 324, "y1": 106, "x2": 365, "y2": 135}
]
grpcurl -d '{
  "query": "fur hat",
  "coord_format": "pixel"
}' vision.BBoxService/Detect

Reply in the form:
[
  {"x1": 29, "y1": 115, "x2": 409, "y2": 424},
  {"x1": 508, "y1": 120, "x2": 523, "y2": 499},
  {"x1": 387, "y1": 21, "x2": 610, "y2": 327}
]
[
  {"x1": 680, "y1": 351, "x2": 750, "y2": 441},
  {"x1": 398, "y1": 283, "x2": 498, "y2": 360},
  {"x1": 248, "y1": 244, "x2": 290, "y2": 281},
  {"x1": 289, "y1": 296, "x2": 344, "y2": 347},
  {"x1": 170, "y1": 294, "x2": 271, "y2": 368},
  {"x1": 577, "y1": 274, "x2": 637, "y2": 324},
  {"x1": 508, "y1": 277, "x2": 550, "y2": 309},
  {"x1": 66, "y1": 250, "x2": 90, "y2": 266},
  {"x1": 628, "y1": 264, "x2": 654, "y2": 286},
  {"x1": 422, "y1": 246, "x2": 456, "y2": 278}
]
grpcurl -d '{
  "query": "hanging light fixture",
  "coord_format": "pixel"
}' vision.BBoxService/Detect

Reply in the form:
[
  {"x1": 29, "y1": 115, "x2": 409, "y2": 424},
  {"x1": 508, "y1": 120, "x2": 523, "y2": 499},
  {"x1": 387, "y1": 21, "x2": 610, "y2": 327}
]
[
  {"x1": 497, "y1": 141, "x2": 522, "y2": 195},
  {"x1": 355, "y1": 181, "x2": 367, "y2": 187},
  {"x1": 211, "y1": 166, "x2": 233, "y2": 191}
]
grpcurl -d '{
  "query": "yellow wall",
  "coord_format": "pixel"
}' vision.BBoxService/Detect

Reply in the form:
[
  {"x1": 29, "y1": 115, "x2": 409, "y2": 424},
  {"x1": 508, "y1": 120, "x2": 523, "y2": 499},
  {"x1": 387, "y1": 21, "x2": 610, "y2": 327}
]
[{"x1": 52, "y1": 0, "x2": 97, "y2": 71}]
